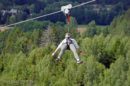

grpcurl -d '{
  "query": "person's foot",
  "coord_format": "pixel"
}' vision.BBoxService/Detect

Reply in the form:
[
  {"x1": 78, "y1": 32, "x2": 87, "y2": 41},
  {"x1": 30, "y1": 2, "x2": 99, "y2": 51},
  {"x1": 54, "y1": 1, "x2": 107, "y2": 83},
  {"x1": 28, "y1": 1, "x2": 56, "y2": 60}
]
[
  {"x1": 77, "y1": 61, "x2": 83, "y2": 64},
  {"x1": 55, "y1": 58, "x2": 60, "y2": 62}
]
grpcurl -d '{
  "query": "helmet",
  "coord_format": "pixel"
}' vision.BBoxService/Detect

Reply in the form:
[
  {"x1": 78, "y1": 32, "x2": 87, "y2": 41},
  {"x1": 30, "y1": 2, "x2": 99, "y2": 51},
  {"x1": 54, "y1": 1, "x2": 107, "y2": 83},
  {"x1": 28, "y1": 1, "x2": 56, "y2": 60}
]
[{"x1": 65, "y1": 33, "x2": 71, "y2": 38}]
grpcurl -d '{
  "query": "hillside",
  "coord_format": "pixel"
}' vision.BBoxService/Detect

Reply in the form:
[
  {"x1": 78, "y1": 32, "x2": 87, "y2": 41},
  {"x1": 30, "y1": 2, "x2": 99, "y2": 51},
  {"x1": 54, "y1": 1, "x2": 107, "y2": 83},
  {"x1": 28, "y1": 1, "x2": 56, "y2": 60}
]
[{"x1": 0, "y1": 9, "x2": 130, "y2": 86}]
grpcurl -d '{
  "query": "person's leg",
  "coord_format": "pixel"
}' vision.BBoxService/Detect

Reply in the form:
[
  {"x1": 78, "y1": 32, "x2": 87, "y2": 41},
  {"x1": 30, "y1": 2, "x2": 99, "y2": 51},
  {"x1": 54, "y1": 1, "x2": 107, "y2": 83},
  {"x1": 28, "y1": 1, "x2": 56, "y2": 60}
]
[
  {"x1": 57, "y1": 44, "x2": 67, "y2": 59},
  {"x1": 69, "y1": 44, "x2": 81, "y2": 63}
]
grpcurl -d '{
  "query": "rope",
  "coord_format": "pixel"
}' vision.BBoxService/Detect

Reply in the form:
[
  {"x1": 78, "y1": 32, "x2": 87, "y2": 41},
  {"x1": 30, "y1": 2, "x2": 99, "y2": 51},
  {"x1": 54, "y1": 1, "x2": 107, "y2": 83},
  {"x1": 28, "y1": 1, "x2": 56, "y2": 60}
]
[{"x1": 3, "y1": 0, "x2": 96, "y2": 28}]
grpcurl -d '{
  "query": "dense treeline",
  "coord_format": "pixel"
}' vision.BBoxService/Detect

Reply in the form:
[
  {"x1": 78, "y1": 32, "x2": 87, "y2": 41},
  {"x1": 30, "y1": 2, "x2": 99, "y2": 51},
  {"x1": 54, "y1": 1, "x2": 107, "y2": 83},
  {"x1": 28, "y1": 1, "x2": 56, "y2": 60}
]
[
  {"x1": 0, "y1": 0, "x2": 130, "y2": 25},
  {"x1": 0, "y1": 9, "x2": 130, "y2": 86}
]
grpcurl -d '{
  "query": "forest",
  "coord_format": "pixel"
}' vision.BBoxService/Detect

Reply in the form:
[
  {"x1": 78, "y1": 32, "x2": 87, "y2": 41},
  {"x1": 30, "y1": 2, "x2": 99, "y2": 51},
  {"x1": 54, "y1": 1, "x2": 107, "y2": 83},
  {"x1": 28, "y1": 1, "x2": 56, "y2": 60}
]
[
  {"x1": 0, "y1": 4, "x2": 130, "y2": 85},
  {"x1": 0, "y1": 0, "x2": 130, "y2": 25}
]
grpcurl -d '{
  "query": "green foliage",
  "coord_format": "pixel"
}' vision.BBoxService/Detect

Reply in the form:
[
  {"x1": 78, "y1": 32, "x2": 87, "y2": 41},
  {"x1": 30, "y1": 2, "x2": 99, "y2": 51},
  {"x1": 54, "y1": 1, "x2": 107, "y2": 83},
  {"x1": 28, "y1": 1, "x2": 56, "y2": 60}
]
[
  {"x1": 83, "y1": 56, "x2": 105, "y2": 86},
  {"x1": 0, "y1": 9, "x2": 130, "y2": 86},
  {"x1": 99, "y1": 56, "x2": 129, "y2": 86},
  {"x1": 1, "y1": 33, "x2": 130, "y2": 85},
  {"x1": 17, "y1": 21, "x2": 50, "y2": 31},
  {"x1": 1, "y1": 27, "x2": 41, "y2": 54},
  {"x1": 110, "y1": 9, "x2": 130, "y2": 36},
  {"x1": 85, "y1": 21, "x2": 109, "y2": 37}
]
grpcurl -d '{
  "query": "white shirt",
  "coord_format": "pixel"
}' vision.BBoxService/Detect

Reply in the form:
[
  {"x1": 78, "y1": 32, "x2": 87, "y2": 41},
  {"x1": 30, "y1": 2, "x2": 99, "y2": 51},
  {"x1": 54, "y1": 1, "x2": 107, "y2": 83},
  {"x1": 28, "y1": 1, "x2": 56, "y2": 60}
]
[{"x1": 56, "y1": 38, "x2": 79, "y2": 51}]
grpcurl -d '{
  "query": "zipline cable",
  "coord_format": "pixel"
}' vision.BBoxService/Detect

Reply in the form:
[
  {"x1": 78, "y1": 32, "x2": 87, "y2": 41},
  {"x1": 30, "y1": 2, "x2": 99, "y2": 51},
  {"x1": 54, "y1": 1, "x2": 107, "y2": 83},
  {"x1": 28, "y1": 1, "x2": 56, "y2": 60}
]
[
  {"x1": 6, "y1": 11, "x2": 61, "y2": 27},
  {"x1": 72, "y1": 0, "x2": 96, "y2": 9},
  {"x1": 3, "y1": 0, "x2": 96, "y2": 28}
]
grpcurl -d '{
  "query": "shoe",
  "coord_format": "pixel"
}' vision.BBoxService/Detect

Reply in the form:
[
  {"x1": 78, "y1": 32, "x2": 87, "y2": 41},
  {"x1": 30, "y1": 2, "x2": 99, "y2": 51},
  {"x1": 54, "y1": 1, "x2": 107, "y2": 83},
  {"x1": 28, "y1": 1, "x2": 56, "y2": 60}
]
[
  {"x1": 77, "y1": 61, "x2": 83, "y2": 64},
  {"x1": 55, "y1": 58, "x2": 60, "y2": 62}
]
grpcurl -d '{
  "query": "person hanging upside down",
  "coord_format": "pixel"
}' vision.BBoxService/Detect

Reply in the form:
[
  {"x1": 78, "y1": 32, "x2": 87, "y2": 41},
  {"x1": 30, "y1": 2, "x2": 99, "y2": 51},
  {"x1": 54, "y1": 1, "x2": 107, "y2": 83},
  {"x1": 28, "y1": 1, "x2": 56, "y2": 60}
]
[{"x1": 52, "y1": 33, "x2": 83, "y2": 64}]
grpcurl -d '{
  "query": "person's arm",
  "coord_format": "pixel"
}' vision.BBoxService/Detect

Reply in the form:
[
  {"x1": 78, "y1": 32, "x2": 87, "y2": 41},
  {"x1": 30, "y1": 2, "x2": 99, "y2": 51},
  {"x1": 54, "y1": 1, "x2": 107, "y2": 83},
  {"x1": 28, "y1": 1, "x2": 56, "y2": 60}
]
[
  {"x1": 72, "y1": 39, "x2": 83, "y2": 55},
  {"x1": 52, "y1": 40, "x2": 64, "y2": 56},
  {"x1": 54, "y1": 42, "x2": 62, "y2": 53},
  {"x1": 72, "y1": 39, "x2": 79, "y2": 49},
  {"x1": 72, "y1": 39, "x2": 86, "y2": 55}
]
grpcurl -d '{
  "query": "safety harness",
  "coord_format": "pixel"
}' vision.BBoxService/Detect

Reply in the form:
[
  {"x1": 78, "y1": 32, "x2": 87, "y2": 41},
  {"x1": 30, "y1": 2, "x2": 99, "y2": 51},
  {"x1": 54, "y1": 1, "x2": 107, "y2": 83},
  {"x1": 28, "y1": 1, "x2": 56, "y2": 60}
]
[{"x1": 66, "y1": 38, "x2": 73, "y2": 50}]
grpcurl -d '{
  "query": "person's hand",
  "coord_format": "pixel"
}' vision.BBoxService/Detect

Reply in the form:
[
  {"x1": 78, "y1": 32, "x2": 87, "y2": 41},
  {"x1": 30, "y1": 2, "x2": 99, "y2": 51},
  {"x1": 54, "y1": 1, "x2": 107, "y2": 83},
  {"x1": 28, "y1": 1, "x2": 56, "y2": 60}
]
[{"x1": 52, "y1": 52, "x2": 55, "y2": 57}]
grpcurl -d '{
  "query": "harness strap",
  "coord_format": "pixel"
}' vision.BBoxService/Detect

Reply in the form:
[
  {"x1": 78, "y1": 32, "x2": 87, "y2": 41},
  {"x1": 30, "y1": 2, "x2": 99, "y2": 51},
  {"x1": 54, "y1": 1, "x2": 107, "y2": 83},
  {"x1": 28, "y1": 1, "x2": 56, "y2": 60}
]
[
  {"x1": 66, "y1": 14, "x2": 71, "y2": 32},
  {"x1": 66, "y1": 14, "x2": 71, "y2": 24},
  {"x1": 66, "y1": 38, "x2": 73, "y2": 45}
]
